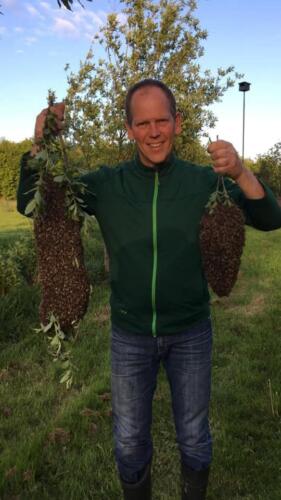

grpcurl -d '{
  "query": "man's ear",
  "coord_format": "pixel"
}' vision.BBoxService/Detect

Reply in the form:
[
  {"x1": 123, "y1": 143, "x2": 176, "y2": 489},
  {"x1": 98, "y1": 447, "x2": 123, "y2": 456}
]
[
  {"x1": 175, "y1": 112, "x2": 182, "y2": 135},
  {"x1": 125, "y1": 122, "x2": 134, "y2": 140}
]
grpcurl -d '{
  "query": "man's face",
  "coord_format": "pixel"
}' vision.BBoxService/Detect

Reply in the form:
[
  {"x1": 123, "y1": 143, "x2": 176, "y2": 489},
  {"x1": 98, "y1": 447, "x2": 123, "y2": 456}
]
[{"x1": 126, "y1": 86, "x2": 182, "y2": 167}]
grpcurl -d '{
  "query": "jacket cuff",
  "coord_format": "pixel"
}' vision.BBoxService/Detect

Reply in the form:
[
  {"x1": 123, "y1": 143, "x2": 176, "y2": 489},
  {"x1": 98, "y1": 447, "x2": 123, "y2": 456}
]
[{"x1": 244, "y1": 179, "x2": 281, "y2": 230}]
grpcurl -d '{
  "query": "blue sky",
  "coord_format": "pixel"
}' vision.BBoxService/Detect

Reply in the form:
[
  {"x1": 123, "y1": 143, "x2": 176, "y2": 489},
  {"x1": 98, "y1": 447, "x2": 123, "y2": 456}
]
[{"x1": 0, "y1": 0, "x2": 280, "y2": 159}]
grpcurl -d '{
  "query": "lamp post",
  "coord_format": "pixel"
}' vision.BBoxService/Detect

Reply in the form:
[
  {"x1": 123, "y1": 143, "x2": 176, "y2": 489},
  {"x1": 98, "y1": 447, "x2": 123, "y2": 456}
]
[{"x1": 239, "y1": 81, "x2": 251, "y2": 164}]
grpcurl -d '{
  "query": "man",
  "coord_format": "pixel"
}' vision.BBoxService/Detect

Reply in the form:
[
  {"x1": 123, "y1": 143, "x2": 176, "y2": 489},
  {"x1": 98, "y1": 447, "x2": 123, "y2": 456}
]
[{"x1": 17, "y1": 79, "x2": 281, "y2": 499}]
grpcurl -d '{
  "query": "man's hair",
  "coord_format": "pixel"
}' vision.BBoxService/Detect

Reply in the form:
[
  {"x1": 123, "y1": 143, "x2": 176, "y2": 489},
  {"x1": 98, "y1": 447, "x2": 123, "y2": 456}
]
[{"x1": 125, "y1": 79, "x2": 177, "y2": 125}]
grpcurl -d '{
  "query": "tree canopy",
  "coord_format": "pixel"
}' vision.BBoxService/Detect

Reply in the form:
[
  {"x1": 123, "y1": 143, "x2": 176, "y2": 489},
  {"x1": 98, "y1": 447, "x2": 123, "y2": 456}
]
[
  {"x1": 257, "y1": 142, "x2": 281, "y2": 196},
  {"x1": 0, "y1": 139, "x2": 32, "y2": 200},
  {"x1": 65, "y1": 0, "x2": 241, "y2": 168}
]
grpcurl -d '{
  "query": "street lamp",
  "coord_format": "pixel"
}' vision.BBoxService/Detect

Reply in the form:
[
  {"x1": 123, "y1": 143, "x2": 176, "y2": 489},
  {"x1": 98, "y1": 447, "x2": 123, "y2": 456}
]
[{"x1": 239, "y1": 81, "x2": 251, "y2": 164}]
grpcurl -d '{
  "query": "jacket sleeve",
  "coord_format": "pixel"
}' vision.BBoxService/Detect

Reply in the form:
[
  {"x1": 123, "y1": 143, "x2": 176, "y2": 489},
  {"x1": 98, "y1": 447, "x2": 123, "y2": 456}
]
[
  {"x1": 226, "y1": 177, "x2": 281, "y2": 231},
  {"x1": 17, "y1": 152, "x2": 105, "y2": 217}
]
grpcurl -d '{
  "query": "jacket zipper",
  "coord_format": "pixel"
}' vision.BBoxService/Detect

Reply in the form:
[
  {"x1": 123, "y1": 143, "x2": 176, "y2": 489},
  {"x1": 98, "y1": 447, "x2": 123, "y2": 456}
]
[{"x1": 151, "y1": 171, "x2": 159, "y2": 337}]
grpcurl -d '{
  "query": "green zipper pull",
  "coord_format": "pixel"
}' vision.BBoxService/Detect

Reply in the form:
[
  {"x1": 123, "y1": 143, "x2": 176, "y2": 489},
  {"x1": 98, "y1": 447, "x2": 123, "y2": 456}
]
[{"x1": 151, "y1": 170, "x2": 159, "y2": 337}]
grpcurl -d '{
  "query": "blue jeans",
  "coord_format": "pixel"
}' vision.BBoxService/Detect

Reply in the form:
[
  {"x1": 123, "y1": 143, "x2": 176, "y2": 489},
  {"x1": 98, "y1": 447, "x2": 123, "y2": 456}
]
[{"x1": 111, "y1": 318, "x2": 213, "y2": 483}]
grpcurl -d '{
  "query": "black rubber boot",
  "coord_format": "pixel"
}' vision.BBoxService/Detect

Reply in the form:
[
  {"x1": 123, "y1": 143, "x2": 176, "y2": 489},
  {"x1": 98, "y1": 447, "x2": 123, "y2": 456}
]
[
  {"x1": 121, "y1": 463, "x2": 151, "y2": 500},
  {"x1": 181, "y1": 462, "x2": 210, "y2": 500}
]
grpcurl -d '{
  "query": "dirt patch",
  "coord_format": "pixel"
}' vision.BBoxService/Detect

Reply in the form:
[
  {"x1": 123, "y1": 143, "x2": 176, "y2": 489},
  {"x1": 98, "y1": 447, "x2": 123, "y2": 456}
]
[
  {"x1": 244, "y1": 294, "x2": 265, "y2": 316},
  {"x1": 0, "y1": 197, "x2": 16, "y2": 211},
  {"x1": 220, "y1": 293, "x2": 266, "y2": 317},
  {"x1": 94, "y1": 304, "x2": 110, "y2": 324}
]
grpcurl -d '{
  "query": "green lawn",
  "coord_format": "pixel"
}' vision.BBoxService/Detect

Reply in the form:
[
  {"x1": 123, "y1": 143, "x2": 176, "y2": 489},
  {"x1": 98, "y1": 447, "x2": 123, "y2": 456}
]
[
  {"x1": 0, "y1": 199, "x2": 32, "y2": 242},
  {"x1": 1, "y1": 207, "x2": 281, "y2": 499}
]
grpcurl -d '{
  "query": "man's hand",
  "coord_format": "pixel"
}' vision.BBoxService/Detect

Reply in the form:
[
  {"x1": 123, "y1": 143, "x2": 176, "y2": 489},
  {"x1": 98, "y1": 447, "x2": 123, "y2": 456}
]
[
  {"x1": 208, "y1": 139, "x2": 265, "y2": 199},
  {"x1": 207, "y1": 140, "x2": 243, "y2": 180},
  {"x1": 31, "y1": 102, "x2": 65, "y2": 156}
]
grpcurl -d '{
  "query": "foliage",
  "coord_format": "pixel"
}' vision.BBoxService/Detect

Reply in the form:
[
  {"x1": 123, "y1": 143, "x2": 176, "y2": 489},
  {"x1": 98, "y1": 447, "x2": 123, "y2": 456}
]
[
  {"x1": 243, "y1": 157, "x2": 259, "y2": 173},
  {"x1": 34, "y1": 313, "x2": 77, "y2": 389},
  {"x1": 0, "y1": 139, "x2": 32, "y2": 200},
  {"x1": 57, "y1": 0, "x2": 92, "y2": 10},
  {"x1": 0, "y1": 233, "x2": 36, "y2": 296},
  {"x1": 257, "y1": 142, "x2": 281, "y2": 196},
  {"x1": 65, "y1": 0, "x2": 242, "y2": 167},
  {"x1": 25, "y1": 90, "x2": 89, "y2": 221}
]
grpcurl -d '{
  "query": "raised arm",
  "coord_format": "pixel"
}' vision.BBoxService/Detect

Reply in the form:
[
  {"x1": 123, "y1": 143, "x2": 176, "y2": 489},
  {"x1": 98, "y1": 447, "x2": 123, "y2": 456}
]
[
  {"x1": 207, "y1": 139, "x2": 281, "y2": 231},
  {"x1": 17, "y1": 103, "x2": 98, "y2": 217},
  {"x1": 208, "y1": 139, "x2": 265, "y2": 199}
]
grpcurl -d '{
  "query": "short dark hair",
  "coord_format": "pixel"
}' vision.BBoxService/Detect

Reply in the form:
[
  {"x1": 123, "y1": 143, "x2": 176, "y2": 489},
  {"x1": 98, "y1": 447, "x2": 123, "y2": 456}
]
[{"x1": 125, "y1": 79, "x2": 177, "y2": 125}]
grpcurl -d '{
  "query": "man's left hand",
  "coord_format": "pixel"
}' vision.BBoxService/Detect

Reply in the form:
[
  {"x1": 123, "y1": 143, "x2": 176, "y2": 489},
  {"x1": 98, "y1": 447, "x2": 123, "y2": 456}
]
[{"x1": 207, "y1": 140, "x2": 243, "y2": 181}]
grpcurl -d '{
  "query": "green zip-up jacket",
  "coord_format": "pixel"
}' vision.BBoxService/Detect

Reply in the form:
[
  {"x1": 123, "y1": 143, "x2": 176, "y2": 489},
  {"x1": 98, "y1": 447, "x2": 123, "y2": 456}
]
[{"x1": 17, "y1": 152, "x2": 281, "y2": 336}]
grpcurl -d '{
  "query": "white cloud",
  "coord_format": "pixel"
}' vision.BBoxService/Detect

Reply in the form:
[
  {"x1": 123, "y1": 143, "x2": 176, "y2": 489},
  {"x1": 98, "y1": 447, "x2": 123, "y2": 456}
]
[
  {"x1": 16, "y1": 49, "x2": 24, "y2": 54},
  {"x1": 59, "y1": 8, "x2": 107, "y2": 35},
  {"x1": 87, "y1": 11, "x2": 106, "y2": 27},
  {"x1": 53, "y1": 17, "x2": 79, "y2": 37},
  {"x1": 2, "y1": 0, "x2": 17, "y2": 7},
  {"x1": 6, "y1": 1, "x2": 108, "y2": 43},
  {"x1": 40, "y1": 1, "x2": 52, "y2": 10},
  {"x1": 34, "y1": 27, "x2": 47, "y2": 36},
  {"x1": 25, "y1": 3, "x2": 45, "y2": 20},
  {"x1": 24, "y1": 36, "x2": 38, "y2": 45}
]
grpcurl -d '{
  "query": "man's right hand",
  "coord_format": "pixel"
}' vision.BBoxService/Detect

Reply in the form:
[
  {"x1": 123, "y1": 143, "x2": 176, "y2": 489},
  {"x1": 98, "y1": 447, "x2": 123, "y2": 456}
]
[{"x1": 31, "y1": 102, "x2": 65, "y2": 156}]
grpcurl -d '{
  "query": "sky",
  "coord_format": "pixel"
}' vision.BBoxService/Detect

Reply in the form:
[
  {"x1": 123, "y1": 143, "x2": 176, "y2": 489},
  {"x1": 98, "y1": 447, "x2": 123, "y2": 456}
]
[{"x1": 0, "y1": 0, "x2": 280, "y2": 160}]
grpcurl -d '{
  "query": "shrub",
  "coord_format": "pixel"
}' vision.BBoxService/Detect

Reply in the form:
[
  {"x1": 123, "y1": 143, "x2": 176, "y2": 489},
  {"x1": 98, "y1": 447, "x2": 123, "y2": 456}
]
[
  {"x1": 257, "y1": 142, "x2": 281, "y2": 196},
  {"x1": 0, "y1": 233, "x2": 36, "y2": 296},
  {"x1": 0, "y1": 139, "x2": 32, "y2": 200}
]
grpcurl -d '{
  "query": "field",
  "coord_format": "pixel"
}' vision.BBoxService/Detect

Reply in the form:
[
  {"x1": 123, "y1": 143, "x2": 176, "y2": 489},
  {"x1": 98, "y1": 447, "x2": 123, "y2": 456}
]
[{"x1": 1, "y1": 202, "x2": 281, "y2": 500}]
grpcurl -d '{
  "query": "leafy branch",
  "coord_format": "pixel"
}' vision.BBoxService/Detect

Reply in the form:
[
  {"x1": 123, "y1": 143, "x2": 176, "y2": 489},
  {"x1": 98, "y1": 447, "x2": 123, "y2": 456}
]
[
  {"x1": 35, "y1": 313, "x2": 78, "y2": 389},
  {"x1": 57, "y1": 0, "x2": 93, "y2": 11},
  {"x1": 25, "y1": 89, "x2": 90, "y2": 389},
  {"x1": 25, "y1": 89, "x2": 89, "y2": 222},
  {"x1": 205, "y1": 176, "x2": 234, "y2": 215}
]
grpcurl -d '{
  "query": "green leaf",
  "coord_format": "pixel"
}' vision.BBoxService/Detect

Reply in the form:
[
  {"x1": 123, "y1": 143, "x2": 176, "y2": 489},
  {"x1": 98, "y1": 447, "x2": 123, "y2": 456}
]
[
  {"x1": 60, "y1": 370, "x2": 72, "y2": 384},
  {"x1": 50, "y1": 336, "x2": 60, "y2": 347},
  {"x1": 24, "y1": 198, "x2": 36, "y2": 215},
  {"x1": 35, "y1": 150, "x2": 48, "y2": 161},
  {"x1": 53, "y1": 175, "x2": 65, "y2": 183},
  {"x1": 34, "y1": 190, "x2": 42, "y2": 204},
  {"x1": 66, "y1": 376, "x2": 73, "y2": 389},
  {"x1": 61, "y1": 360, "x2": 71, "y2": 369}
]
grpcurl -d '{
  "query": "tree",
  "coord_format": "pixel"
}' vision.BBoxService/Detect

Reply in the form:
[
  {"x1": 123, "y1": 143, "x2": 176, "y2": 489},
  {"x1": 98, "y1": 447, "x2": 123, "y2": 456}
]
[
  {"x1": 65, "y1": 0, "x2": 241, "y2": 168},
  {"x1": 257, "y1": 142, "x2": 281, "y2": 196},
  {"x1": 0, "y1": 139, "x2": 32, "y2": 199},
  {"x1": 243, "y1": 158, "x2": 259, "y2": 174}
]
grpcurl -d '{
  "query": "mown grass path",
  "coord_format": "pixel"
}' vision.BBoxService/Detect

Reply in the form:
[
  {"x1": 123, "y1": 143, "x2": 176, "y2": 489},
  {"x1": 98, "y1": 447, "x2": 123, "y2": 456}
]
[{"x1": 1, "y1": 204, "x2": 281, "y2": 499}]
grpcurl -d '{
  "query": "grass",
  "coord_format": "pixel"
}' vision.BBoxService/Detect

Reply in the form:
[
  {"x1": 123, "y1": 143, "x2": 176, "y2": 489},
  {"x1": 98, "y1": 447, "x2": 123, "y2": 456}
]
[
  {"x1": 0, "y1": 198, "x2": 32, "y2": 243},
  {"x1": 1, "y1": 206, "x2": 281, "y2": 499}
]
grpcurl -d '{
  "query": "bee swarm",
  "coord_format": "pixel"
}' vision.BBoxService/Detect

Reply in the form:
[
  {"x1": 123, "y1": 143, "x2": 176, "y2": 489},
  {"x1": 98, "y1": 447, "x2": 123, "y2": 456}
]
[
  {"x1": 199, "y1": 183, "x2": 245, "y2": 297},
  {"x1": 34, "y1": 174, "x2": 90, "y2": 330}
]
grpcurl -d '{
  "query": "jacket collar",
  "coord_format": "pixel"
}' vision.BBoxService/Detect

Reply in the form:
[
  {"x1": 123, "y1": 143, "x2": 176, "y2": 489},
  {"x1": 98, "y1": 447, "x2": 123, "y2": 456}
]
[{"x1": 133, "y1": 152, "x2": 176, "y2": 177}]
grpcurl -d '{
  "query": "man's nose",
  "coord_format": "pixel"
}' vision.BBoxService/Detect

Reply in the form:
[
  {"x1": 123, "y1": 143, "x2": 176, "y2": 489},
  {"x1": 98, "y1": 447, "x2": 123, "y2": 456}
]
[{"x1": 149, "y1": 122, "x2": 160, "y2": 137}]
